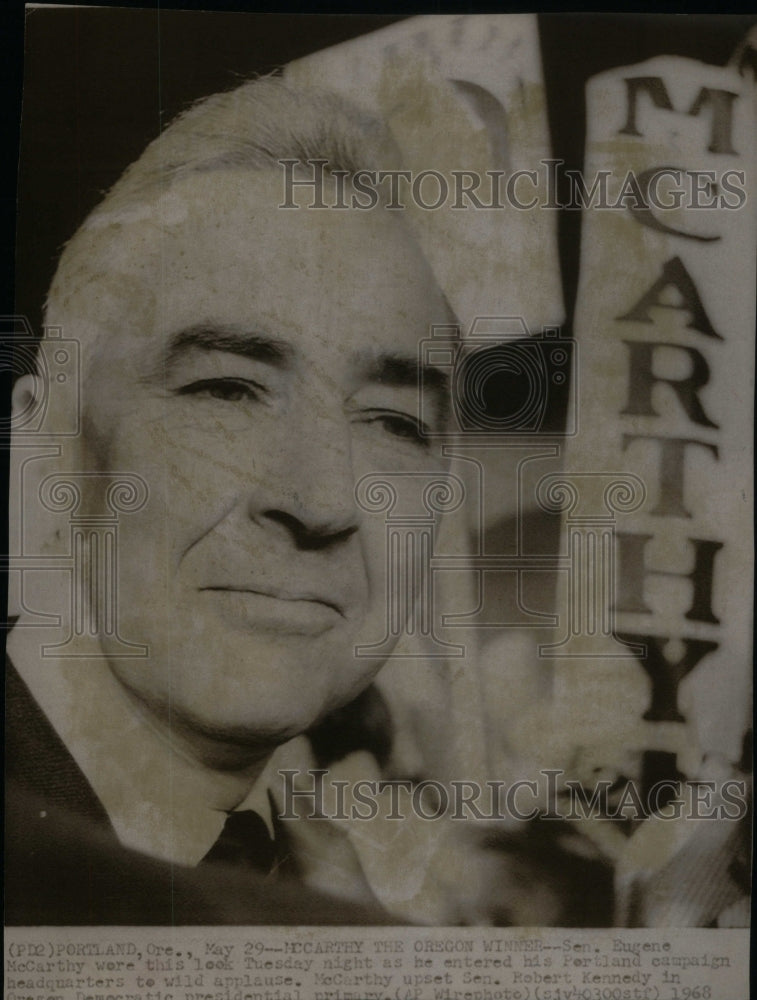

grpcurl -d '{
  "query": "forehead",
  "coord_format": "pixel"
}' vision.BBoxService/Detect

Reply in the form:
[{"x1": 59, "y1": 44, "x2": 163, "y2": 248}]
[{"x1": 96, "y1": 168, "x2": 450, "y2": 370}]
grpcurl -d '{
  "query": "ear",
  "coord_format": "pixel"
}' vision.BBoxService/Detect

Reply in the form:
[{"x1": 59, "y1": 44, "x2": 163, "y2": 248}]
[{"x1": 11, "y1": 373, "x2": 44, "y2": 427}]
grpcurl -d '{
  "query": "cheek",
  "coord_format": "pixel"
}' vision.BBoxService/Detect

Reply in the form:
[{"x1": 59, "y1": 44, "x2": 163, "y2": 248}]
[
  {"x1": 356, "y1": 515, "x2": 388, "y2": 594},
  {"x1": 106, "y1": 421, "x2": 253, "y2": 561}
]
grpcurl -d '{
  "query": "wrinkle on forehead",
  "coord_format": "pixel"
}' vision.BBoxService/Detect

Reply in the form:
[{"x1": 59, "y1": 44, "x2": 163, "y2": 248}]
[{"x1": 47, "y1": 167, "x2": 450, "y2": 400}]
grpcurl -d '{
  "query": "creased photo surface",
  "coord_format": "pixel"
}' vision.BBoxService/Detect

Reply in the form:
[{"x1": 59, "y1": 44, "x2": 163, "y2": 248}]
[{"x1": 4, "y1": 9, "x2": 754, "y2": 1000}]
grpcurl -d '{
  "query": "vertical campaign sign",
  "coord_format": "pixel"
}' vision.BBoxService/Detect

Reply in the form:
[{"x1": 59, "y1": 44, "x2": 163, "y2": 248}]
[{"x1": 556, "y1": 52, "x2": 755, "y2": 923}]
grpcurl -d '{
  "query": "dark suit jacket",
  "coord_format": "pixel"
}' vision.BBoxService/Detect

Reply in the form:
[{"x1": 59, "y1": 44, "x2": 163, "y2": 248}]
[{"x1": 5, "y1": 660, "x2": 391, "y2": 925}]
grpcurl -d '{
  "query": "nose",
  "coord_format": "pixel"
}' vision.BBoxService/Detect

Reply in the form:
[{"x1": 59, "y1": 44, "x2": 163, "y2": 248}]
[{"x1": 252, "y1": 408, "x2": 359, "y2": 549}]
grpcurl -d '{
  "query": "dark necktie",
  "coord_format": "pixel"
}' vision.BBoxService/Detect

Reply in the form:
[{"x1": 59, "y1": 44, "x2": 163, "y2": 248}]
[{"x1": 202, "y1": 810, "x2": 277, "y2": 875}]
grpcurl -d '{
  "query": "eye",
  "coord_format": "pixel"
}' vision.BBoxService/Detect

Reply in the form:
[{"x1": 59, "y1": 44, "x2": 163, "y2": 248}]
[
  {"x1": 362, "y1": 410, "x2": 431, "y2": 448},
  {"x1": 176, "y1": 378, "x2": 262, "y2": 403}
]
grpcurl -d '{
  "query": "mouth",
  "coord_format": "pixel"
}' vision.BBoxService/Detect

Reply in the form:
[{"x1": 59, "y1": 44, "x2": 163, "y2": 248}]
[{"x1": 198, "y1": 586, "x2": 346, "y2": 637}]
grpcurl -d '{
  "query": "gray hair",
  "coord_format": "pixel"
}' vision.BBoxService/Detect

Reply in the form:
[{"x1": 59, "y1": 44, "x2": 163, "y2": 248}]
[
  {"x1": 90, "y1": 74, "x2": 401, "y2": 210},
  {"x1": 43, "y1": 75, "x2": 403, "y2": 359}
]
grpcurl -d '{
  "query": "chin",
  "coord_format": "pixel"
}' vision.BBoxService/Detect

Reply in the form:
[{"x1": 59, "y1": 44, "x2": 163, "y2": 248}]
[
  {"x1": 108, "y1": 626, "x2": 381, "y2": 751},
  {"x1": 177, "y1": 698, "x2": 329, "y2": 754},
  {"x1": 204, "y1": 715, "x2": 304, "y2": 748},
  {"x1": 182, "y1": 673, "x2": 378, "y2": 753}
]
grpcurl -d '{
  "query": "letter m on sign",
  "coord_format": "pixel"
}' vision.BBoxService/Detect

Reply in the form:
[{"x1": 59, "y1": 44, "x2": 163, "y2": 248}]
[{"x1": 619, "y1": 76, "x2": 739, "y2": 154}]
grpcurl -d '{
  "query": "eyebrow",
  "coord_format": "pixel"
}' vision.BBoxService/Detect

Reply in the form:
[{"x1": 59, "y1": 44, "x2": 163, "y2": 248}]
[
  {"x1": 162, "y1": 325, "x2": 294, "y2": 372},
  {"x1": 158, "y1": 325, "x2": 450, "y2": 418},
  {"x1": 365, "y1": 353, "x2": 449, "y2": 396},
  {"x1": 364, "y1": 353, "x2": 451, "y2": 426}
]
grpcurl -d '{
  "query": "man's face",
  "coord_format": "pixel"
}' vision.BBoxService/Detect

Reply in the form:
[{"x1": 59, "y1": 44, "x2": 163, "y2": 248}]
[{"x1": 76, "y1": 169, "x2": 452, "y2": 758}]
